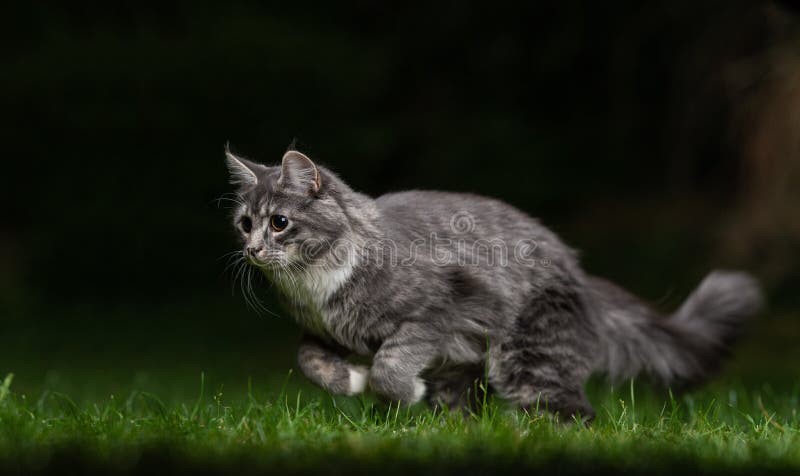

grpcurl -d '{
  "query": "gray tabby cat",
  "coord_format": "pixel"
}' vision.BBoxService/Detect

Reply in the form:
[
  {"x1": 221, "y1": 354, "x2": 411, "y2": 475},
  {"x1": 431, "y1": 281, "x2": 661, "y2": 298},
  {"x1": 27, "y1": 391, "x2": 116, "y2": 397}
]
[{"x1": 225, "y1": 147, "x2": 763, "y2": 421}]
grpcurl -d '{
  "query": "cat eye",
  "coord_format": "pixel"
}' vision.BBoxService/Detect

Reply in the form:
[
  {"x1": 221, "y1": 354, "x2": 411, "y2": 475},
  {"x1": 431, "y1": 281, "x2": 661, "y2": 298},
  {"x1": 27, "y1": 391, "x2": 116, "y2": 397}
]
[
  {"x1": 270, "y1": 215, "x2": 289, "y2": 232},
  {"x1": 240, "y1": 216, "x2": 252, "y2": 233}
]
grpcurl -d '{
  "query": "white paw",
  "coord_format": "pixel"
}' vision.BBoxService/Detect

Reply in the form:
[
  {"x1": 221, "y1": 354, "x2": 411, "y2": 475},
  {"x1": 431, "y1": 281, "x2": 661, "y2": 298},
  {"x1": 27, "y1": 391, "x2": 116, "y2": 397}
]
[
  {"x1": 410, "y1": 377, "x2": 426, "y2": 404},
  {"x1": 347, "y1": 366, "x2": 368, "y2": 395}
]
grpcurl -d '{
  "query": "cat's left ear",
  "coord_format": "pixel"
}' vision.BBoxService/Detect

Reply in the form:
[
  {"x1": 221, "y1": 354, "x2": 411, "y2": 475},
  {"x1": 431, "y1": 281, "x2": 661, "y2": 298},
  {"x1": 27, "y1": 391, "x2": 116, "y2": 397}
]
[
  {"x1": 278, "y1": 150, "x2": 321, "y2": 194},
  {"x1": 225, "y1": 145, "x2": 266, "y2": 187}
]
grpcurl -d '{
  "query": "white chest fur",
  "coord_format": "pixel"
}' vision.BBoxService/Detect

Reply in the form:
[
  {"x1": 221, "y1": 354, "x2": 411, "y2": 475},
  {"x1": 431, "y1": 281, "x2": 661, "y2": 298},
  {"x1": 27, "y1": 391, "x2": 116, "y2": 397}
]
[{"x1": 271, "y1": 257, "x2": 358, "y2": 337}]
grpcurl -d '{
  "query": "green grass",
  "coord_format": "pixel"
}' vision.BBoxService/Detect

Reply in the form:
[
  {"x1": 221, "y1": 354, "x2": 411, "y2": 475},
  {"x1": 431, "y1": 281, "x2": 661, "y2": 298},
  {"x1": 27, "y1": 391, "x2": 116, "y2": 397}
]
[
  {"x1": 2, "y1": 309, "x2": 798, "y2": 475},
  {"x1": 1, "y1": 371, "x2": 799, "y2": 476}
]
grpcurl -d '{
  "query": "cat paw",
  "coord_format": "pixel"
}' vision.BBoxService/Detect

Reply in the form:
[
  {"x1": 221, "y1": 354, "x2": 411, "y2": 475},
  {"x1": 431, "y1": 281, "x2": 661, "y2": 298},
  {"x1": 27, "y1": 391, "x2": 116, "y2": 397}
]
[
  {"x1": 347, "y1": 366, "x2": 369, "y2": 395},
  {"x1": 410, "y1": 377, "x2": 426, "y2": 404}
]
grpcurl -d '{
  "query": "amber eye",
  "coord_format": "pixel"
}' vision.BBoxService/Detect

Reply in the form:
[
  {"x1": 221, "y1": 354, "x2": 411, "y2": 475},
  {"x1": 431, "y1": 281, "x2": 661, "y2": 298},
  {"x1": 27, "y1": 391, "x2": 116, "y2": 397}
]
[
  {"x1": 270, "y1": 214, "x2": 289, "y2": 232},
  {"x1": 240, "y1": 216, "x2": 252, "y2": 233}
]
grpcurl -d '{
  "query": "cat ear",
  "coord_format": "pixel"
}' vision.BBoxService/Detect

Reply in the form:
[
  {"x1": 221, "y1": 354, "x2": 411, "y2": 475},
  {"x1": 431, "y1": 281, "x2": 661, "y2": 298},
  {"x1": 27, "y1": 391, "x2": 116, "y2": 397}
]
[
  {"x1": 278, "y1": 150, "x2": 321, "y2": 193},
  {"x1": 225, "y1": 145, "x2": 264, "y2": 186}
]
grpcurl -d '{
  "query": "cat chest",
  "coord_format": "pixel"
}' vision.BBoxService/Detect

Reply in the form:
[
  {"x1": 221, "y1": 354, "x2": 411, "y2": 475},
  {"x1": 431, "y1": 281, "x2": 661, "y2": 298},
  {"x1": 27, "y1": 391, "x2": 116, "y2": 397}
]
[
  {"x1": 289, "y1": 299, "x2": 328, "y2": 337},
  {"x1": 290, "y1": 299, "x2": 368, "y2": 352},
  {"x1": 274, "y1": 263, "x2": 365, "y2": 349}
]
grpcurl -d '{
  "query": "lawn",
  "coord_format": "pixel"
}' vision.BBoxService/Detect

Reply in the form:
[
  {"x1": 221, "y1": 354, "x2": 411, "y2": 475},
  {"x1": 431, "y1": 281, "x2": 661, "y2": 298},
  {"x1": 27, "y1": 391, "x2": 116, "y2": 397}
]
[
  {"x1": 2, "y1": 370, "x2": 799, "y2": 475},
  {"x1": 2, "y1": 304, "x2": 799, "y2": 475}
]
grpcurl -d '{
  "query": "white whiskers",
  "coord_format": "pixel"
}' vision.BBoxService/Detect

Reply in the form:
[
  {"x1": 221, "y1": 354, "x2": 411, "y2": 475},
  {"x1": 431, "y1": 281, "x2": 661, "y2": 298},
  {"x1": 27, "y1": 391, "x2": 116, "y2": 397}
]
[{"x1": 222, "y1": 250, "x2": 282, "y2": 319}]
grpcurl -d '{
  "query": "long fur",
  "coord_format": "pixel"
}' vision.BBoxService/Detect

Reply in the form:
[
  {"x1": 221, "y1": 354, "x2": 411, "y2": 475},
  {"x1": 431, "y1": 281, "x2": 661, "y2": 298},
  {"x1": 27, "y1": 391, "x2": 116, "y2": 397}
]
[{"x1": 590, "y1": 271, "x2": 763, "y2": 386}]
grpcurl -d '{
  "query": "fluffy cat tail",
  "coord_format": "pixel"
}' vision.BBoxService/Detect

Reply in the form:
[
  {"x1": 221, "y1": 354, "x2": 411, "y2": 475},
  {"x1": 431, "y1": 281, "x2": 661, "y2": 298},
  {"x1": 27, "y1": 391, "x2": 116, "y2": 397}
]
[{"x1": 592, "y1": 270, "x2": 763, "y2": 387}]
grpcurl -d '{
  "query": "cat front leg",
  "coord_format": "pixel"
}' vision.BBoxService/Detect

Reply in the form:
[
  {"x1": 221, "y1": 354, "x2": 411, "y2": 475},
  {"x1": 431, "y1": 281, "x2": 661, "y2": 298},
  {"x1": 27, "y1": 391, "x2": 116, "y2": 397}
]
[
  {"x1": 297, "y1": 333, "x2": 368, "y2": 396},
  {"x1": 369, "y1": 323, "x2": 438, "y2": 404}
]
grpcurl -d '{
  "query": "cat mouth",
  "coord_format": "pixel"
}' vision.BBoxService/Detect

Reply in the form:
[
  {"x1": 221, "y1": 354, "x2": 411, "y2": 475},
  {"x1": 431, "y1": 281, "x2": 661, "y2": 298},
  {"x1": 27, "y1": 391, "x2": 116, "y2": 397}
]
[{"x1": 246, "y1": 253, "x2": 284, "y2": 268}]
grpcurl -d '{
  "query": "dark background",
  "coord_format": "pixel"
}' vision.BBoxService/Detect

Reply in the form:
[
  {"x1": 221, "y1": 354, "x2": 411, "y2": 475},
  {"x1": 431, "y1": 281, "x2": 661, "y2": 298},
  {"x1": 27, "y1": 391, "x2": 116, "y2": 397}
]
[{"x1": 2, "y1": 1, "x2": 799, "y2": 399}]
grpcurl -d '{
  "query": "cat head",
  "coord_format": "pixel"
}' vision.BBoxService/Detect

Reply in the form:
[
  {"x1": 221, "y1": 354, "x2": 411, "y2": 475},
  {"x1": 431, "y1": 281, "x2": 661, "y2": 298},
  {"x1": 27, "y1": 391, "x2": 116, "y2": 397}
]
[{"x1": 225, "y1": 147, "x2": 351, "y2": 269}]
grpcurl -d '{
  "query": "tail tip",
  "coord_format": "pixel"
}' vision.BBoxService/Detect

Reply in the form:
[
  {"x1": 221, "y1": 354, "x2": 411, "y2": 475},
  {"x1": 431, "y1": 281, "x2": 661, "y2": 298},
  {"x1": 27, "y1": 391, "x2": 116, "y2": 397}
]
[{"x1": 694, "y1": 270, "x2": 764, "y2": 320}]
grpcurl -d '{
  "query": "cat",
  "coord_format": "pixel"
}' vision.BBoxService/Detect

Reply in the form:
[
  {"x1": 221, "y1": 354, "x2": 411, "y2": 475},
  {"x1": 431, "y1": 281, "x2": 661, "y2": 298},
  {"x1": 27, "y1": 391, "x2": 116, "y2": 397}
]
[{"x1": 225, "y1": 147, "x2": 763, "y2": 421}]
